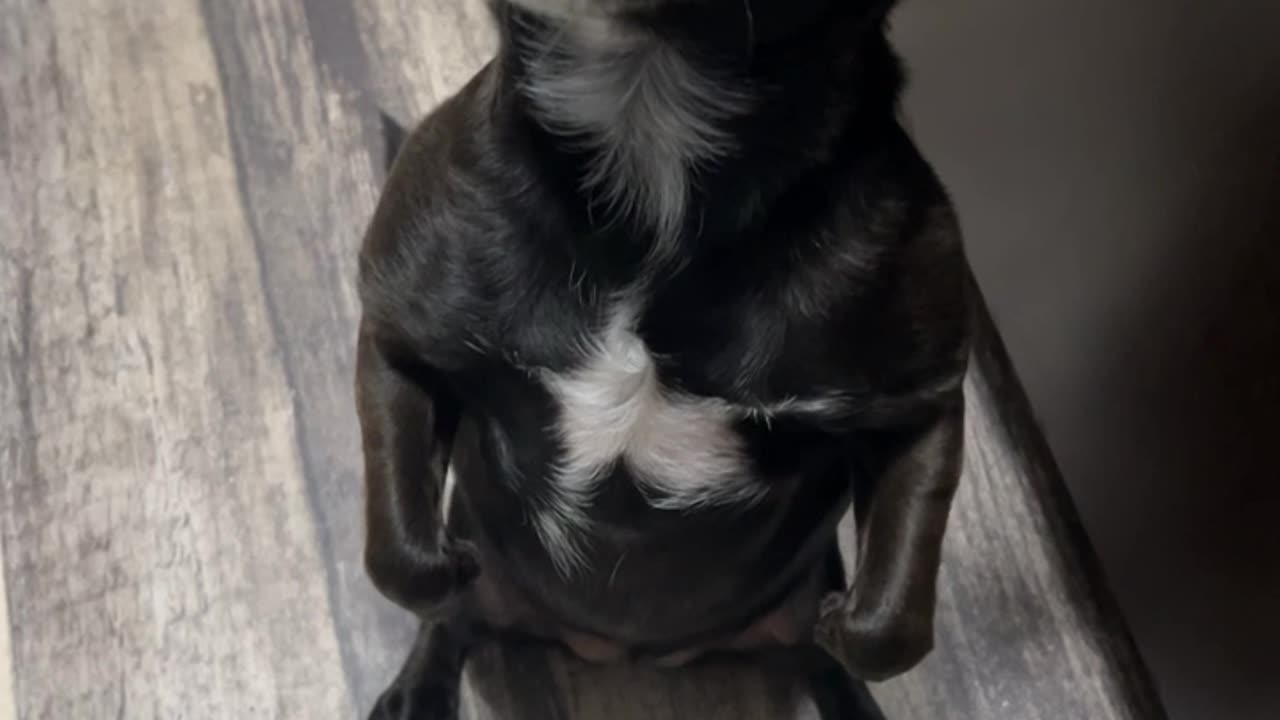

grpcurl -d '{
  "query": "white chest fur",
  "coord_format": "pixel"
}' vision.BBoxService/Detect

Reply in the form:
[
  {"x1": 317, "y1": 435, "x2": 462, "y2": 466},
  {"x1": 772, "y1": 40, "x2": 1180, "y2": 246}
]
[
  {"x1": 534, "y1": 305, "x2": 764, "y2": 573},
  {"x1": 521, "y1": 17, "x2": 750, "y2": 251}
]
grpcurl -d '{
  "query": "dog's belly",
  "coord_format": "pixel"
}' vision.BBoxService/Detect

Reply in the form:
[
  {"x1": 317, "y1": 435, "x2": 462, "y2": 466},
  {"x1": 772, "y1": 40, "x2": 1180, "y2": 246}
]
[
  {"x1": 451, "y1": 426, "x2": 852, "y2": 658},
  {"x1": 470, "y1": 549, "x2": 829, "y2": 666}
]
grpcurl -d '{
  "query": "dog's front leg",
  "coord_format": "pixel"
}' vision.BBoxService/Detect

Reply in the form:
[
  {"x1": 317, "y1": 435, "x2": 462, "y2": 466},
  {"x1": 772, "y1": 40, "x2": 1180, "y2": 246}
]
[
  {"x1": 371, "y1": 617, "x2": 477, "y2": 720},
  {"x1": 355, "y1": 321, "x2": 478, "y2": 613},
  {"x1": 357, "y1": 322, "x2": 479, "y2": 718},
  {"x1": 817, "y1": 400, "x2": 964, "y2": 681}
]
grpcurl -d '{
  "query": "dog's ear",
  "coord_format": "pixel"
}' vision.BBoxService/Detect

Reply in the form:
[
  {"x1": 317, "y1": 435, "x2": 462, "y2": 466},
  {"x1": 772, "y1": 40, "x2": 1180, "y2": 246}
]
[{"x1": 379, "y1": 111, "x2": 409, "y2": 175}]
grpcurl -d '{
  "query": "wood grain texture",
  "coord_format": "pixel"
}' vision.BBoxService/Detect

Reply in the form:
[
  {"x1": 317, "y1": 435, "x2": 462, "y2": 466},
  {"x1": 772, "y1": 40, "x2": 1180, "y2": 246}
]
[
  {"x1": 0, "y1": 435, "x2": 13, "y2": 720},
  {"x1": 0, "y1": 0, "x2": 1164, "y2": 718},
  {"x1": 194, "y1": 0, "x2": 405, "y2": 706},
  {"x1": 1, "y1": 233, "x2": 17, "y2": 720},
  {"x1": 0, "y1": 0, "x2": 352, "y2": 716}
]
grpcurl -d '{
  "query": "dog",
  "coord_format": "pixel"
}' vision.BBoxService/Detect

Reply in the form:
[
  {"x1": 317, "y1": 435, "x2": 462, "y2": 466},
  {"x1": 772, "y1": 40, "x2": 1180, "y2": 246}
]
[{"x1": 355, "y1": 1, "x2": 971, "y2": 717}]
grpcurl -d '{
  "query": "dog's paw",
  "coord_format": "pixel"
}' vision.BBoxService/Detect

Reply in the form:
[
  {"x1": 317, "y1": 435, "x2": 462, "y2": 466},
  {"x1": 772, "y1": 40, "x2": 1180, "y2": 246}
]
[
  {"x1": 369, "y1": 682, "x2": 459, "y2": 720},
  {"x1": 814, "y1": 592, "x2": 934, "y2": 682},
  {"x1": 366, "y1": 538, "x2": 480, "y2": 615}
]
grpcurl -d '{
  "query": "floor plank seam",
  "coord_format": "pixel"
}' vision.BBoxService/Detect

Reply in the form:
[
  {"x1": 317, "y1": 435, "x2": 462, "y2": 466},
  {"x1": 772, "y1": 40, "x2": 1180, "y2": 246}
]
[{"x1": 193, "y1": 0, "x2": 366, "y2": 707}]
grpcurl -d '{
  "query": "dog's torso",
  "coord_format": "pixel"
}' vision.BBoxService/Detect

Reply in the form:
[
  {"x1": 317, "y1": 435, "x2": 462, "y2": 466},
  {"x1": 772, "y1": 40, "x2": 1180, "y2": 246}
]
[
  {"x1": 359, "y1": 4, "x2": 967, "y2": 665},
  {"x1": 355, "y1": 67, "x2": 962, "y2": 661}
]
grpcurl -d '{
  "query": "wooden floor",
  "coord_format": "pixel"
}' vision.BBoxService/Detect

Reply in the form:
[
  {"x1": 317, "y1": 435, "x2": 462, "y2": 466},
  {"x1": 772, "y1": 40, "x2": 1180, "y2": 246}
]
[{"x1": 0, "y1": 1, "x2": 1165, "y2": 718}]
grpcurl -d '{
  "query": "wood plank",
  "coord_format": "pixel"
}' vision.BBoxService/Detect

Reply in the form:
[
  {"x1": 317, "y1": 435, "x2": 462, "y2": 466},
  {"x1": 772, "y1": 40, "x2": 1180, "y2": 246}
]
[
  {"x1": 193, "y1": 0, "x2": 413, "y2": 711},
  {"x1": 0, "y1": 1, "x2": 352, "y2": 717},
  {"x1": 0, "y1": 254, "x2": 18, "y2": 720},
  {"x1": 0, "y1": 556, "x2": 12, "y2": 720},
  {"x1": 352, "y1": 0, "x2": 496, "y2": 120}
]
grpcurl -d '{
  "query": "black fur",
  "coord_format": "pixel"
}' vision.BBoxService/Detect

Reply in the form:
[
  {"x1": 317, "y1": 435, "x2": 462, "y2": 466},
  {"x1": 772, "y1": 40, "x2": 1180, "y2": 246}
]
[{"x1": 357, "y1": 1, "x2": 971, "y2": 718}]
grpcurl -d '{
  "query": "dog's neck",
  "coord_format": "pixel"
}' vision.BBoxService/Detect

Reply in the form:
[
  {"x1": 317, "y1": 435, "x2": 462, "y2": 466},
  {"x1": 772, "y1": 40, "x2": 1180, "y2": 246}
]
[
  {"x1": 516, "y1": 16, "x2": 751, "y2": 250},
  {"x1": 497, "y1": 1, "x2": 902, "y2": 255}
]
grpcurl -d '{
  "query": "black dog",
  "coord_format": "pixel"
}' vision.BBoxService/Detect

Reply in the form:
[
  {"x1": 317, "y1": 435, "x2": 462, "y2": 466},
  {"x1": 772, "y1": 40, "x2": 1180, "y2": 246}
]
[{"x1": 356, "y1": 1, "x2": 970, "y2": 717}]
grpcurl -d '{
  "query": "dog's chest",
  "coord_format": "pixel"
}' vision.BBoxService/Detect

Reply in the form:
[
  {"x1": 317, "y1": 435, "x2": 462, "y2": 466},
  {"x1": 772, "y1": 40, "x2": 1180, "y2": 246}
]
[
  {"x1": 516, "y1": 295, "x2": 850, "y2": 575},
  {"x1": 541, "y1": 303, "x2": 760, "y2": 511}
]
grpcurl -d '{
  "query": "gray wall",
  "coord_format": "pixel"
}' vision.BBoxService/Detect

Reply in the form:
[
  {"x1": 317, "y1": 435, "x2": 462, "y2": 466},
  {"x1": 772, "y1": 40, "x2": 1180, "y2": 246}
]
[{"x1": 892, "y1": 2, "x2": 1280, "y2": 718}]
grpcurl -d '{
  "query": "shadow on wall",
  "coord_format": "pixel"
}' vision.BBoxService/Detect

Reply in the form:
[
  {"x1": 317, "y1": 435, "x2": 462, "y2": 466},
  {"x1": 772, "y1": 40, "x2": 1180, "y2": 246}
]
[
  {"x1": 893, "y1": 2, "x2": 1280, "y2": 718},
  {"x1": 1089, "y1": 86, "x2": 1280, "y2": 716}
]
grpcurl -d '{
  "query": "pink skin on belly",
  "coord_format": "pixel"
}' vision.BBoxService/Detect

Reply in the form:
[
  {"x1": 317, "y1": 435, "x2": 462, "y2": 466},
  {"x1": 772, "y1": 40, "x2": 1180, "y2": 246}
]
[{"x1": 561, "y1": 586, "x2": 820, "y2": 666}]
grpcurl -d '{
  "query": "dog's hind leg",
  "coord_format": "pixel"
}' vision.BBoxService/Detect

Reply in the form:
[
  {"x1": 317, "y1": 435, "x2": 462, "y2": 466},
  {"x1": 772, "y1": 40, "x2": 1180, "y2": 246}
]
[
  {"x1": 789, "y1": 545, "x2": 887, "y2": 720},
  {"x1": 762, "y1": 644, "x2": 886, "y2": 720},
  {"x1": 370, "y1": 615, "x2": 476, "y2": 720},
  {"x1": 802, "y1": 646, "x2": 887, "y2": 720}
]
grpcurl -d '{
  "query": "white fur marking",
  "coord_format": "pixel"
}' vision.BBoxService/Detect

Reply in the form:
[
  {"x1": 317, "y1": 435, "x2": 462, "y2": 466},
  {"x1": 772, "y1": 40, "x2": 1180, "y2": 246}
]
[
  {"x1": 536, "y1": 304, "x2": 770, "y2": 573},
  {"x1": 758, "y1": 394, "x2": 851, "y2": 418},
  {"x1": 530, "y1": 305, "x2": 860, "y2": 574},
  {"x1": 521, "y1": 21, "x2": 750, "y2": 249},
  {"x1": 442, "y1": 465, "x2": 457, "y2": 527},
  {"x1": 533, "y1": 493, "x2": 591, "y2": 574},
  {"x1": 552, "y1": 305, "x2": 763, "y2": 506}
]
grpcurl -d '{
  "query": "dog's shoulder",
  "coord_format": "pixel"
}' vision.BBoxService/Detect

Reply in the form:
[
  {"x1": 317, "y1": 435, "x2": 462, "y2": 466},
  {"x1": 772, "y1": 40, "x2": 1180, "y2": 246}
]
[
  {"x1": 781, "y1": 125, "x2": 971, "y2": 405},
  {"x1": 843, "y1": 128, "x2": 972, "y2": 396},
  {"x1": 357, "y1": 68, "x2": 510, "y2": 366}
]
